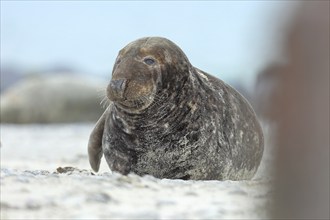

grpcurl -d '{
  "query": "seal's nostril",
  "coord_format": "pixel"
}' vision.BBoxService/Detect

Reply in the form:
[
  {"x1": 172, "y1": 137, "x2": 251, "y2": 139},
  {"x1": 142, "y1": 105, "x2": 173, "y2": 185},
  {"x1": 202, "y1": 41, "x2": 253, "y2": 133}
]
[
  {"x1": 110, "y1": 79, "x2": 126, "y2": 91},
  {"x1": 109, "y1": 79, "x2": 127, "y2": 100}
]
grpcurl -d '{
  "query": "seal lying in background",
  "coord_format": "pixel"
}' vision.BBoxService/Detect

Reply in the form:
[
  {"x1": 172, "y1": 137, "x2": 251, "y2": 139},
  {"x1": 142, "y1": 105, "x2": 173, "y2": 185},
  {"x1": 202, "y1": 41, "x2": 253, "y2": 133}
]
[{"x1": 88, "y1": 37, "x2": 264, "y2": 180}]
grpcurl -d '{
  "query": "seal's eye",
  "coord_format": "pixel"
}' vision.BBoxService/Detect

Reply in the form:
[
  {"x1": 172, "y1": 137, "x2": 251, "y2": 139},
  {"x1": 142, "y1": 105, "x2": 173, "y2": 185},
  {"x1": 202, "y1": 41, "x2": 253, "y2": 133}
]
[{"x1": 144, "y1": 58, "x2": 156, "y2": 65}]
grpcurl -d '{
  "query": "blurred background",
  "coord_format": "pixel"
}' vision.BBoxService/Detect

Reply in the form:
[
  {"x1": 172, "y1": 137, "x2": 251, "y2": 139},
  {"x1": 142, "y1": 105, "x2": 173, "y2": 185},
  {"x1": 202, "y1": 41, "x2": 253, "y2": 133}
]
[{"x1": 1, "y1": 1, "x2": 296, "y2": 123}]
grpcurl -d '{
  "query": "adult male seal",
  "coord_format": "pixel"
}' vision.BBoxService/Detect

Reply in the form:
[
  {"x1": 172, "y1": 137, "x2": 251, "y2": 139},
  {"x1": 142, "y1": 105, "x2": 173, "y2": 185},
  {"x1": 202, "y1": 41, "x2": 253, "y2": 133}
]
[{"x1": 88, "y1": 37, "x2": 264, "y2": 180}]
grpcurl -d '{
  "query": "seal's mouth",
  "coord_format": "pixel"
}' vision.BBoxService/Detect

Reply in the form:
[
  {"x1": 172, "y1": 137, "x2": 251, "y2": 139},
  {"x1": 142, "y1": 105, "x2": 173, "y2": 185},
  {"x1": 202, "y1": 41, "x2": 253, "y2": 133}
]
[
  {"x1": 107, "y1": 79, "x2": 155, "y2": 111},
  {"x1": 111, "y1": 95, "x2": 155, "y2": 113}
]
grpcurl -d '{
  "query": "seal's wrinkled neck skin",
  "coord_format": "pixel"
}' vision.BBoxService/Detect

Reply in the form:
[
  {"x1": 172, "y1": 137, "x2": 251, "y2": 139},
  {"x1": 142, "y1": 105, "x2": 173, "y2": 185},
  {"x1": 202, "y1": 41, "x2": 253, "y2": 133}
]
[{"x1": 107, "y1": 37, "x2": 192, "y2": 115}]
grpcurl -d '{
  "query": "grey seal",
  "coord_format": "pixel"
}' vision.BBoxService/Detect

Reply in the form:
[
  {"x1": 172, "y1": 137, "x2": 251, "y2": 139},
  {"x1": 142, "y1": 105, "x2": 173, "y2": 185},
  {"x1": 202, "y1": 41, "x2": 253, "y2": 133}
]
[{"x1": 88, "y1": 37, "x2": 264, "y2": 180}]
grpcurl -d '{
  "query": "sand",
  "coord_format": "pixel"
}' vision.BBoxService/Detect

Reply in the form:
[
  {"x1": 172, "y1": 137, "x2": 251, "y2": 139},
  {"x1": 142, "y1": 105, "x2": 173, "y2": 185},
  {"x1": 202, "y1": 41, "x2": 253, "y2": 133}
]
[{"x1": 0, "y1": 123, "x2": 274, "y2": 219}]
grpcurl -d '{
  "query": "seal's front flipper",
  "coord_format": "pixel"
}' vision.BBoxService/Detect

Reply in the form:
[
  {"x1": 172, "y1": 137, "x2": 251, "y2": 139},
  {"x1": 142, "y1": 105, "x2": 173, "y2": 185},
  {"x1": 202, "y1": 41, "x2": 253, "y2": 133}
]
[{"x1": 88, "y1": 108, "x2": 108, "y2": 172}]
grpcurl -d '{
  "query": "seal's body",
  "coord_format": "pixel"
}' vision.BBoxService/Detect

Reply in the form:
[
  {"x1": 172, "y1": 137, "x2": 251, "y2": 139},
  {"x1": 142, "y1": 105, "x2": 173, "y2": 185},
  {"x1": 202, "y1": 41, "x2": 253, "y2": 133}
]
[{"x1": 88, "y1": 37, "x2": 264, "y2": 180}]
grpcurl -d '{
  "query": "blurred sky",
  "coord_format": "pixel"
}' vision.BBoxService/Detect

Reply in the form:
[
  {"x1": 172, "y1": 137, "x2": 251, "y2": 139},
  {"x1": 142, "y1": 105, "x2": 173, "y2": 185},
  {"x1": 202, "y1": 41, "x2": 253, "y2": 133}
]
[{"x1": 1, "y1": 1, "x2": 296, "y2": 87}]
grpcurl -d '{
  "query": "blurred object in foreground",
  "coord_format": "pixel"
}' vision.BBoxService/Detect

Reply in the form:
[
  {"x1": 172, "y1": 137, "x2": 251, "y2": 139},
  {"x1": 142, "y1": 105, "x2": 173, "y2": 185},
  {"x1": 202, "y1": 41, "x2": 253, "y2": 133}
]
[
  {"x1": 254, "y1": 64, "x2": 284, "y2": 121},
  {"x1": 264, "y1": 1, "x2": 329, "y2": 219},
  {"x1": 0, "y1": 74, "x2": 106, "y2": 123}
]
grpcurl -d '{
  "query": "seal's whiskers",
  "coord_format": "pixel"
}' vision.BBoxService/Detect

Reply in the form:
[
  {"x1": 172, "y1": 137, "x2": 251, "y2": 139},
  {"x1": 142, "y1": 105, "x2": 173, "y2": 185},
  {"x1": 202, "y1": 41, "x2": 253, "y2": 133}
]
[
  {"x1": 100, "y1": 96, "x2": 110, "y2": 109},
  {"x1": 97, "y1": 88, "x2": 110, "y2": 109}
]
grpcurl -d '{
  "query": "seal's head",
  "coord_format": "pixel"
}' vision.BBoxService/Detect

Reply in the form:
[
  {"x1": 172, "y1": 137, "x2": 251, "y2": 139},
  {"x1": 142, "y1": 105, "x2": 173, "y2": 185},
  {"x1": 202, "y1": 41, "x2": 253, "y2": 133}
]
[{"x1": 107, "y1": 37, "x2": 191, "y2": 112}]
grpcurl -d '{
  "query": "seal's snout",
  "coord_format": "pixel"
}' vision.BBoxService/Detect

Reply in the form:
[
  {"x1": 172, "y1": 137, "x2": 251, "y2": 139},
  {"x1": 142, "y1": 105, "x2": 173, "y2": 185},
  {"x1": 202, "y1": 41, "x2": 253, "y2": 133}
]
[
  {"x1": 108, "y1": 79, "x2": 127, "y2": 101},
  {"x1": 110, "y1": 79, "x2": 126, "y2": 92}
]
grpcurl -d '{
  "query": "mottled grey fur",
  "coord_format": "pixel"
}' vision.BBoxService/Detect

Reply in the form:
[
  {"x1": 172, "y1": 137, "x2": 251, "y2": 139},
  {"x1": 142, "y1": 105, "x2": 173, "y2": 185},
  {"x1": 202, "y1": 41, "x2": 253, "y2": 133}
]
[{"x1": 88, "y1": 37, "x2": 264, "y2": 180}]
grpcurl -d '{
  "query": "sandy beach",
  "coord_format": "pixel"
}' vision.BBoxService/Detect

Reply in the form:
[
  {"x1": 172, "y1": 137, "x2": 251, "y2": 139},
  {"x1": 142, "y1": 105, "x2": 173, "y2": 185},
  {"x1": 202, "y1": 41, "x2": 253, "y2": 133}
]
[{"x1": 0, "y1": 123, "x2": 274, "y2": 219}]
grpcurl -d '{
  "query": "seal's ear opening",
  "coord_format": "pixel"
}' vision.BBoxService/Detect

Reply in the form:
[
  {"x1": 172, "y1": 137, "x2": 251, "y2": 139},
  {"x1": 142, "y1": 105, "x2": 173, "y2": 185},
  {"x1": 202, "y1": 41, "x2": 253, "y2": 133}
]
[{"x1": 88, "y1": 109, "x2": 107, "y2": 172}]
